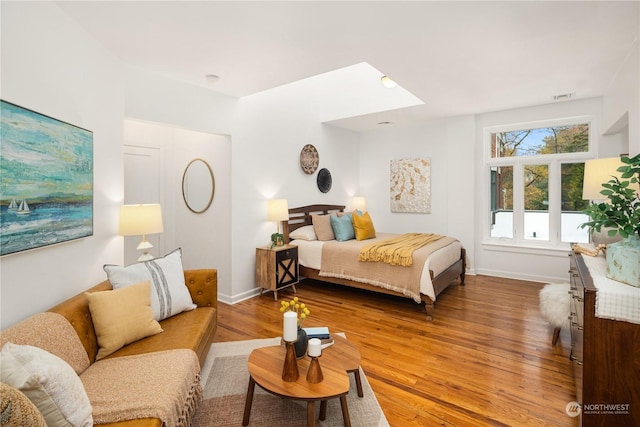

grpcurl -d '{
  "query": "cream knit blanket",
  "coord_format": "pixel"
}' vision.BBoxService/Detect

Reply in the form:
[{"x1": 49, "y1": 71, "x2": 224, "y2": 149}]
[
  {"x1": 359, "y1": 233, "x2": 444, "y2": 266},
  {"x1": 80, "y1": 349, "x2": 202, "y2": 427},
  {"x1": 320, "y1": 233, "x2": 458, "y2": 303}
]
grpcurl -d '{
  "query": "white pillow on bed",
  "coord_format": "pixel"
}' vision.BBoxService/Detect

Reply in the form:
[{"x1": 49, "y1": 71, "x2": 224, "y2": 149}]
[{"x1": 290, "y1": 225, "x2": 317, "y2": 241}]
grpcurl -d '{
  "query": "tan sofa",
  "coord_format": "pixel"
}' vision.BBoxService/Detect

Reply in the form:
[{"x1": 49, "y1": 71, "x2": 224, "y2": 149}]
[{"x1": 1, "y1": 269, "x2": 218, "y2": 427}]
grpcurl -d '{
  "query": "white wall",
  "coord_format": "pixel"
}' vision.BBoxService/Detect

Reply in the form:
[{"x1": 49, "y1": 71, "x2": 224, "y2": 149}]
[
  {"x1": 122, "y1": 69, "x2": 238, "y2": 299},
  {"x1": 122, "y1": 65, "x2": 362, "y2": 303},
  {"x1": 603, "y1": 37, "x2": 639, "y2": 155},
  {"x1": 230, "y1": 83, "x2": 361, "y2": 302},
  {"x1": 358, "y1": 116, "x2": 476, "y2": 272},
  {"x1": 0, "y1": 2, "x2": 125, "y2": 327},
  {"x1": 123, "y1": 120, "x2": 232, "y2": 296},
  {"x1": 124, "y1": 66, "x2": 237, "y2": 137}
]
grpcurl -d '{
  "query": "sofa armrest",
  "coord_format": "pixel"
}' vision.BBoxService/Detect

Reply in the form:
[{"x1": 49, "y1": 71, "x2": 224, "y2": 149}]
[
  {"x1": 184, "y1": 269, "x2": 217, "y2": 309},
  {"x1": 49, "y1": 281, "x2": 112, "y2": 364}
]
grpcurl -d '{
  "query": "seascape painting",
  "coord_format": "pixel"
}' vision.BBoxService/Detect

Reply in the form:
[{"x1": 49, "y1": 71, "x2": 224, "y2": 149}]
[{"x1": 0, "y1": 100, "x2": 93, "y2": 256}]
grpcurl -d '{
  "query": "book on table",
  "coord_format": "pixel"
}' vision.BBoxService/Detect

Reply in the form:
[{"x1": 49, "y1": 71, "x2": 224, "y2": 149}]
[{"x1": 303, "y1": 326, "x2": 330, "y2": 340}]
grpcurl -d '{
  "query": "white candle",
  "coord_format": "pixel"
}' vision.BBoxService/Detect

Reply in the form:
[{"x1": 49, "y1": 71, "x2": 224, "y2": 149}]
[
  {"x1": 308, "y1": 338, "x2": 322, "y2": 357},
  {"x1": 283, "y1": 312, "x2": 298, "y2": 342}
]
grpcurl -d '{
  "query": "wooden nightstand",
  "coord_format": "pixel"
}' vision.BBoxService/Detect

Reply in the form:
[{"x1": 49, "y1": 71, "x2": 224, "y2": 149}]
[{"x1": 255, "y1": 244, "x2": 299, "y2": 300}]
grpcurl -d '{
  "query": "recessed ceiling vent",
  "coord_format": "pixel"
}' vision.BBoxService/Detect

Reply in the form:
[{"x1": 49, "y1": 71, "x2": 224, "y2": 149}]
[{"x1": 553, "y1": 92, "x2": 575, "y2": 101}]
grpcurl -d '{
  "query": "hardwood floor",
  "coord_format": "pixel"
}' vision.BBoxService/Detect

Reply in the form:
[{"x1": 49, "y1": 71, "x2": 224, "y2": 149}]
[{"x1": 214, "y1": 275, "x2": 579, "y2": 427}]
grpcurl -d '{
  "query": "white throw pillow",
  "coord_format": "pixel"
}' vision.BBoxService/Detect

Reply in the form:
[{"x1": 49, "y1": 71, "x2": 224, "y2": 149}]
[
  {"x1": 103, "y1": 248, "x2": 196, "y2": 321},
  {"x1": 289, "y1": 225, "x2": 317, "y2": 241},
  {"x1": 0, "y1": 342, "x2": 93, "y2": 427}
]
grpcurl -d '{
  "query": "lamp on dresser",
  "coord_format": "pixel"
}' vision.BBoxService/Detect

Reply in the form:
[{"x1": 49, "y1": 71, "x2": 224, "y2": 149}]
[
  {"x1": 581, "y1": 154, "x2": 640, "y2": 286},
  {"x1": 118, "y1": 204, "x2": 164, "y2": 262},
  {"x1": 581, "y1": 157, "x2": 626, "y2": 245}
]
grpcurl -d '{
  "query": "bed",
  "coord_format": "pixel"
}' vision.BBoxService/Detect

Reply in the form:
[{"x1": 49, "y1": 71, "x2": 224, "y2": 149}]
[{"x1": 282, "y1": 204, "x2": 466, "y2": 321}]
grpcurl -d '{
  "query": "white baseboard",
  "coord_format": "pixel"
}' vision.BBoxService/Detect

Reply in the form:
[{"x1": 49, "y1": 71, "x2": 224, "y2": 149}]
[
  {"x1": 474, "y1": 268, "x2": 567, "y2": 284},
  {"x1": 217, "y1": 287, "x2": 262, "y2": 305}
]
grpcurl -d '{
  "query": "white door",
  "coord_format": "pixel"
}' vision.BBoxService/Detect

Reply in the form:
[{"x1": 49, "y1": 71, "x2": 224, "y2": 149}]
[{"x1": 123, "y1": 145, "x2": 164, "y2": 265}]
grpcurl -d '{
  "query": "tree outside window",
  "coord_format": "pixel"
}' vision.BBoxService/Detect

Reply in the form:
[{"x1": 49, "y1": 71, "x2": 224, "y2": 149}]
[{"x1": 488, "y1": 123, "x2": 590, "y2": 244}]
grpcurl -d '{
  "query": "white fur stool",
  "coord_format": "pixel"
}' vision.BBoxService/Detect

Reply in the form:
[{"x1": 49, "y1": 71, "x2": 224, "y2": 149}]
[{"x1": 539, "y1": 283, "x2": 571, "y2": 345}]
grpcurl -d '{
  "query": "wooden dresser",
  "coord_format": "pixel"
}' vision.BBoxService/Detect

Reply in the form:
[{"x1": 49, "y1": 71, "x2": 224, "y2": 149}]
[{"x1": 568, "y1": 250, "x2": 640, "y2": 427}]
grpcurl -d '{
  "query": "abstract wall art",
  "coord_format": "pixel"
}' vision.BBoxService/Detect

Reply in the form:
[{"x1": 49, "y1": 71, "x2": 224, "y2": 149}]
[
  {"x1": 390, "y1": 158, "x2": 431, "y2": 213},
  {"x1": 0, "y1": 100, "x2": 93, "y2": 256}
]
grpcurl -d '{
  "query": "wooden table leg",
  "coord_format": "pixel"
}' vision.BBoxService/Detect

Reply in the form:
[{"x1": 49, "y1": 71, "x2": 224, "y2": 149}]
[
  {"x1": 350, "y1": 369, "x2": 364, "y2": 397},
  {"x1": 307, "y1": 401, "x2": 316, "y2": 427},
  {"x1": 340, "y1": 395, "x2": 351, "y2": 427},
  {"x1": 242, "y1": 377, "x2": 256, "y2": 426},
  {"x1": 319, "y1": 400, "x2": 328, "y2": 420}
]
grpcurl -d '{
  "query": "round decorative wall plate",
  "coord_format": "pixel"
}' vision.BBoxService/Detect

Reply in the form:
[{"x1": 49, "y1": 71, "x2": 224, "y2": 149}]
[
  {"x1": 300, "y1": 144, "x2": 319, "y2": 174},
  {"x1": 317, "y1": 168, "x2": 332, "y2": 193}
]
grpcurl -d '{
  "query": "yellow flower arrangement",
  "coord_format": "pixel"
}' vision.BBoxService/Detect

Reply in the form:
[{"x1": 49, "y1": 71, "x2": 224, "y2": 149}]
[{"x1": 279, "y1": 297, "x2": 310, "y2": 327}]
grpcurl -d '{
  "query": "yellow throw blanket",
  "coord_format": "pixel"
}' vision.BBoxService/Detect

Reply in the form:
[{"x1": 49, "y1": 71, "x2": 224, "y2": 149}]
[{"x1": 358, "y1": 233, "x2": 444, "y2": 266}]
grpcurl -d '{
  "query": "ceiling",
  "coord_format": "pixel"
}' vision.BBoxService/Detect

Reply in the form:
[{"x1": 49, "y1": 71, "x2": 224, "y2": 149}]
[{"x1": 56, "y1": 1, "x2": 639, "y2": 131}]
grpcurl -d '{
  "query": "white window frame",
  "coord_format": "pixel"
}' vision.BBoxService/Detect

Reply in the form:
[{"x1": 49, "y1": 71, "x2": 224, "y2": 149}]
[{"x1": 483, "y1": 116, "x2": 595, "y2": 251}]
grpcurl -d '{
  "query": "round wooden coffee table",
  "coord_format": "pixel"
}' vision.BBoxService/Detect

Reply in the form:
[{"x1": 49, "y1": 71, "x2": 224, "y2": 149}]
[
  {"x1": 243, "y1": 345, "x2": 351, "y2": 427},
  {"x1": 322, "y1": 335, "x2": 363, "y2": 398}
]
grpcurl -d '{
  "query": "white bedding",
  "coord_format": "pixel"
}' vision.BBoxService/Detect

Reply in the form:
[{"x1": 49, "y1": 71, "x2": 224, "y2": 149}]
[{"x1": 290, "y1": 236, "x2": 462, "y2": 301}]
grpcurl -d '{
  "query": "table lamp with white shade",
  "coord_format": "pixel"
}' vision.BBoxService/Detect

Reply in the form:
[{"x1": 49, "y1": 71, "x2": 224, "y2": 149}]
[
  {"x1": 582, "y1": 157, "x2": 628, "y2": 245},
  {"x1": 351, "y1": 196, "x2": 367, "y2": 212},
  {"x1": 267, "y1": 199, "x2": 289, "y2": 247},
  {"x1": 118, "y1": 204, "x2": 164, "y2": 261}
]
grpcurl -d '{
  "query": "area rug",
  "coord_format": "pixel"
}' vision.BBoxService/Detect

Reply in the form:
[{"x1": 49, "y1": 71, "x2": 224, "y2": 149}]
[{"x1": 192, "y1": 335, "x2": 389, "y2": 426}]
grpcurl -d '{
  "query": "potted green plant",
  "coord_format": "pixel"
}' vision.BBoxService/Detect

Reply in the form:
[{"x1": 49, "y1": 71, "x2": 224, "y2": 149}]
[
  {"x1": 580, "y1": 153, "x2": 640, "y2": 286},
  {"x1": 269, "y1": 232, "x2": 284, "y2": 249}
]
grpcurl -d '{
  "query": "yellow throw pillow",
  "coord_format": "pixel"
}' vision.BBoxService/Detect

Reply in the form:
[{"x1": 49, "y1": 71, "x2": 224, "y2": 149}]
[
  {"x1": 353, "y1": 211, "x2": 376, "y2": 240},
  {"x1": 86, "y1": 281, "x2": 163, "y2": 360}
]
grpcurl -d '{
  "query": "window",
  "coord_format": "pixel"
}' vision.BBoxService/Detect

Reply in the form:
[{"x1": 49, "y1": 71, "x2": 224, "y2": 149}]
[
  {"x1": 490, "y1": 166, "x2": 513, "y2": 238},
  {"x1": 490, "y1": 124, "x2": 590, "y2": 158},
  {"x1": 487, "y1": 120, "x2": 591, "y2": 246},
  {"x1": 524, "y1": 164, "x2": 549, "y2": 240}
]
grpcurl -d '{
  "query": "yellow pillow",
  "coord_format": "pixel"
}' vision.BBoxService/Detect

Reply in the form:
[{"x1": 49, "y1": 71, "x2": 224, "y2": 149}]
[
  {"x1": 353, "y1": 211, "x2": 376, "y2": 240},
  {"x1": 86, "y1": 281, "x2": 163, "y2": 360}
]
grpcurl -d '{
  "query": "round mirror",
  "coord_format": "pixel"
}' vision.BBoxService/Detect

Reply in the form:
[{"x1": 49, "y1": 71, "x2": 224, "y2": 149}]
[{"x1": 182, "y1": 159, "x2": 215, "y2": 213}]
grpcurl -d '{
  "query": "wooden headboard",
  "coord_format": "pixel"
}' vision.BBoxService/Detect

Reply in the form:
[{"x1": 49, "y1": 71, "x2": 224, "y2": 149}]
[{"x1": 282, "y1": 204, "x2": 345, "y2": 243}]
